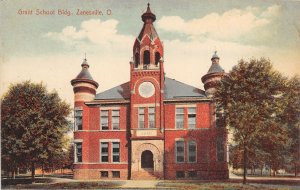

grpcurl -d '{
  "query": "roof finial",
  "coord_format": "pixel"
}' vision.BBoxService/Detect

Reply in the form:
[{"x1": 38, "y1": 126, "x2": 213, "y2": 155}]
[
  {"x1": 84, "y1": 53, "x2": 87, "y2": 61},
  {"x1": 147, "y1": 3, "x2": 150, "y2": 7}
]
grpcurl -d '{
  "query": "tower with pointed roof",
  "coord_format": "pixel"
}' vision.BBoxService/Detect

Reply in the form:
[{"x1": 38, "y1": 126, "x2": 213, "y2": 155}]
[
  {"x1": 201, "y1": 51, "x2": 225, "y2": 97},
  {"x1": 71, "y1": 58, "x2": 98, "y2": 103},
  {"x1": 129, "y1": 3, "x2": 165, "y2": 179}
]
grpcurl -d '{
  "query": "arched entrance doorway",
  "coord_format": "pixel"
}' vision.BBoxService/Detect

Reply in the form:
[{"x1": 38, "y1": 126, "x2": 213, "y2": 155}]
[{"x1": 141, "y1": 150, "x2": 153, "y2": 168}]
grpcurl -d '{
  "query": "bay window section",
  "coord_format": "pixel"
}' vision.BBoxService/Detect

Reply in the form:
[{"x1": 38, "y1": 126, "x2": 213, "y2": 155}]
[
  {"x1": 101, "y1": 110, "x2": 109, "y2": 130},
  {"x1": 176, "y1": 108, "x2": 184, "y2": 129},
  {"x1": 112, "y1": 110, "x2": 120, "y2": 130},
  {"x1": 101, "y1": 142, "x2": 109, "y2": 162},
  {"x1": 148, "y1": 107, "x2": 155, "y2": 128},
  {"x1": 188, "y1": 108, "x2": 196, "y2": 129}
]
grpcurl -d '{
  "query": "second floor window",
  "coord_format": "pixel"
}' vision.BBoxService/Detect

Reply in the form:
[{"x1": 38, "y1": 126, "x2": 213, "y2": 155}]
[
  {"x1": 101, "y1": 142, "x2": 109, "y2": 162},
  {"x1": 138, "y1": 107, "x2": 145, "y2": 128},
  {"x1": 112, "y1": 110, "x2": 120, "y2": 130},
  {"x1": 188, "y1": 108, "x2": 196, "y2": 129},
  {"x1": 176, "y1": 108, "x2": 184, "y2": 129},
  {"x1": 74, "y1": 110, "x2": 82, "y2": 130},
  {"x1": 148, "y1": 107, "x2": 155, "y2": 128},
  {"x1": 101, "y1": 110, "x2": 109, "y2": 130}
]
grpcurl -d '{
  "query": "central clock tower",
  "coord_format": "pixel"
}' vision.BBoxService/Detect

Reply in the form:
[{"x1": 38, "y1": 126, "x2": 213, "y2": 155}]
[{"x1": 129, "y1": 3, "x2": 165, "y2": 179}]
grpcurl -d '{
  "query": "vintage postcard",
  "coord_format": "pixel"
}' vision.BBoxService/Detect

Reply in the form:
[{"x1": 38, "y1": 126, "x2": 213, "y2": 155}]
[{"x1": 1, "y1": 0, "x2": 299, "y2": 189}]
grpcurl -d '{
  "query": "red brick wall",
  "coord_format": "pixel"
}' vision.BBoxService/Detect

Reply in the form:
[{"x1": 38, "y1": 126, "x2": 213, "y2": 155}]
[
  {"x1": 73, "y1": 105, "x2": 129, "y2": 179},
  {"x1": 164, "y1": 103, "x2": 228, "y2": 179}
]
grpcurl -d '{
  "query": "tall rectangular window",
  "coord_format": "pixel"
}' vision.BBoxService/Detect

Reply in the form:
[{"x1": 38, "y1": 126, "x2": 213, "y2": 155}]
[
  {"x1": 148, "y1": 107, "x2": 155, "y2": 128},
  {"x1": 101, "y1": 142, "x2": 109, "y2": 162},
  {"x1": 176, "y1": 140, "x2": 184, "y2": 163},
  {"x1": 112, "y1": 142, "x2": 120, "y2": 162},
  {"x1": 188, "y1": 108, "x2": 196, "y2": 129},
  {"x1": 74, "y1": 142, "x2": 82, "y2": 162},
  {"x1": 216, "y1": 137, "x2": 225, "y2": 162},
  {"x1": 188, "y1": 140, "x2": 197, "y2": 163},
  {"x1": 112, "y1": 110, "x2": 120, "y2": 130},
  {"x1": 138, "y1": 107, "x2": 145, "y2": 128},
  {"x1": 176, "y1": 108, "x2": 184, "y2": 129},
  {"x1": 74, "y1": 110, "x2": 82, "y2": 130},
  {"x1": 101, "y1": 110, "x2": 109, "y2": 130}
]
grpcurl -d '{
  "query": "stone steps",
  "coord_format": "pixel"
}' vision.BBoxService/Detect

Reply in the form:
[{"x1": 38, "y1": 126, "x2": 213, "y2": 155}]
[{"x1": 131, "y1": 168, "x2": 158, "y2": 180}]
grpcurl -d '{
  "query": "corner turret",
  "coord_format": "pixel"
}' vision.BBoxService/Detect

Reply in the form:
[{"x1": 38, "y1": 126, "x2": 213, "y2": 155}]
[
  {"x1": 71, "y1": 58, "x2": 98, "y2": 103},
  {"x1": 201, "y1": 51, "x2": 225, "y2": 97}
]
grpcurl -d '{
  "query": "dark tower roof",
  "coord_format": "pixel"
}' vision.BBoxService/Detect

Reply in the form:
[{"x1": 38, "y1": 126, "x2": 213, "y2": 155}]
[
  {"x1": 141, "y1": 3, "x2": 156, "y2": 23},
  {"x1": 206, "y1": 51, "x2": 224, "y2": 74},
  {"x1": 138, "y1": 3, "x2": 159, "y2": 41},
  {"x1": 71, "y1": 58, "x2": 99, "y2": 88}
]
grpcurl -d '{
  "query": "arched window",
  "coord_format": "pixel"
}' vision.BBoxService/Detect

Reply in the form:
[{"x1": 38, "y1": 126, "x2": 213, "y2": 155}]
[
  {"x1": 135, "y1": 53, "x2": 139, "y2": 68},
  {"x1": 155, "y1": 52, "x2": 160, "y2": 66},
  {"x1": 143, "y1": 50, "x2": 150, "y2": 65}
]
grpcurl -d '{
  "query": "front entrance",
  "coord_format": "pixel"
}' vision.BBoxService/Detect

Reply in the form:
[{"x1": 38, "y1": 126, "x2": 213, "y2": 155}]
[{"x1": 141, "y1": 150, "x2": 153, "y2": 168}]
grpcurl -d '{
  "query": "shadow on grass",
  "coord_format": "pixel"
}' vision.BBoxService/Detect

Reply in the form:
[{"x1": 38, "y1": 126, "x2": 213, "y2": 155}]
[{"x1": 2, "y1": 181, "x2": 126, "y2": 189}]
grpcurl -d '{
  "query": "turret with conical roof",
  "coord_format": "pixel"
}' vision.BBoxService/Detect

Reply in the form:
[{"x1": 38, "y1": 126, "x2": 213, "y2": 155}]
[
  {"x1": 71, "y1": 58, "x2": 98, "y2": 103},
  {"x1": 201, "y1": 51, "x2": 225, "y2": 97}
]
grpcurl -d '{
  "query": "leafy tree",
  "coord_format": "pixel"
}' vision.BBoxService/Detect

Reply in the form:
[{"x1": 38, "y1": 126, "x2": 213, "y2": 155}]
[
  {"x1": 214, "y1": 58, "x2": 292, "y2": 183},
  {"x1": 1, "y1": 81, "x2": 71, "y2": 181}
]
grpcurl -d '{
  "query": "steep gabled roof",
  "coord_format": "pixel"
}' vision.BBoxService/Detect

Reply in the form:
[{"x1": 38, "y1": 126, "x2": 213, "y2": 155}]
[
  {"x1": 164, "y1": 77, "x2": 206, "y2": 99},
  {"x1": 94, "y1": 77, "x2": 206, "y2": 101}
]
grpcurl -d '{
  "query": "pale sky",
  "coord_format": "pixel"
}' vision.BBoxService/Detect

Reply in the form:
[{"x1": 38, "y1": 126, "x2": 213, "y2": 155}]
[{"x1": 1, "y1": 0, "x2": 300, "y2": 106}]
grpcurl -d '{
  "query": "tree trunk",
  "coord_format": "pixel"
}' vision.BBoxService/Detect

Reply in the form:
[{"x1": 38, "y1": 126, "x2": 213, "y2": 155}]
[
  {"x1": 295, "y1": 164, "x2": 297, "y2": 177},
  {"x1": 42, "y1": 164, "x2": 44, "y2": 177},
  {"x1": 31, "y1": 162, "x2": 35, "y2": 183},
  {"x1": 12, "y1": 168, "x2": 15, "y2": 179},
  {"x1": 260, "y1": 167, "x2": 263, "y2": 176},
  {"x1": 243, "y1": 145, "x2": 247, "y2": 184}
]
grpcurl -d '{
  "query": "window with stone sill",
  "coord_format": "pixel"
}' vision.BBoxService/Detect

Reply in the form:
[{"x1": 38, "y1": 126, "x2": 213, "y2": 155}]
[
  {"x1": 100, "y1": 142, "x2": 109, "y2": 162},
  {"x1": 176, "y1": 108, "x2": 184, "y2": 129},
  {"x1": 112, "y1": 110, "x2": 120, "y2": 130},
  {"x1": 112, "y1": 142, "x2": 120, "y2": 163},
  {"x1": 175, "y1": 140, "x2": 184, "y2": 163},
  {"x1": 138, "y1": 107, "x2": 145, "y2": 128},
  {"x1": 100, "y1": 171, "x2": 108, "y2": 178},
  {"x1": 188, "y1": 140, "x2": 197, "y2": 163},
  {"x1": 74, "y1": 109, "x2": 82, "y2": 131},
  {"x1": 112, "y1": 171, "x2": 120, "y2": 178},
  {"x1": 188, "y1": 107, "x2": 196, "y2": 129},
  {"x1": 148, "y1": 107, "x2": 155, "y2": 128},
  {"x1": 100, "y1": 110, "x2": 109, "y2": 130},
  {"x1": 74, "y1": 142, "x2": 82, "y2": 163}
]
